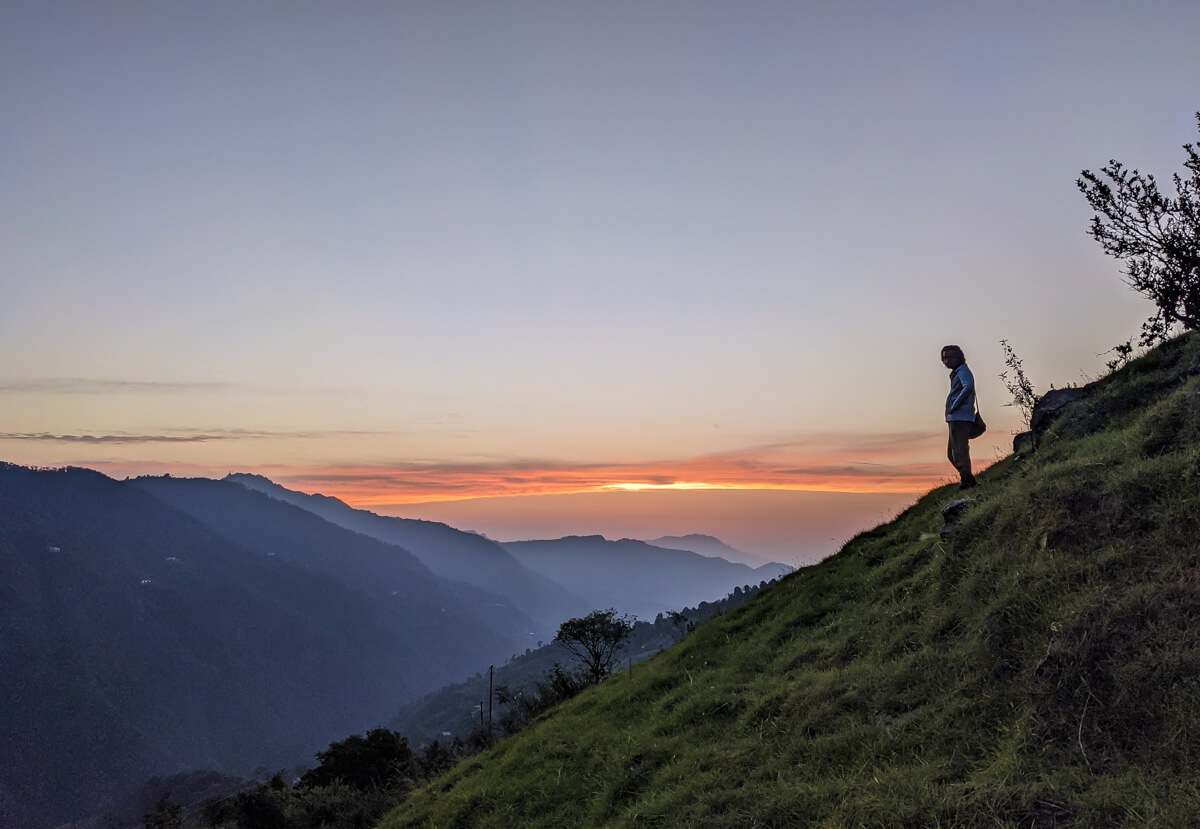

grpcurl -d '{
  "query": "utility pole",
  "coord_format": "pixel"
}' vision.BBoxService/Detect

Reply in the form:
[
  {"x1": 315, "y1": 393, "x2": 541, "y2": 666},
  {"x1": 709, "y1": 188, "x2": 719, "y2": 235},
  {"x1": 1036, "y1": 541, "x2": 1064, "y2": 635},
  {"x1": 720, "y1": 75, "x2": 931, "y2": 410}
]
[{"x1": 487, "y1": 665, "x2": 494, "y2": 738}]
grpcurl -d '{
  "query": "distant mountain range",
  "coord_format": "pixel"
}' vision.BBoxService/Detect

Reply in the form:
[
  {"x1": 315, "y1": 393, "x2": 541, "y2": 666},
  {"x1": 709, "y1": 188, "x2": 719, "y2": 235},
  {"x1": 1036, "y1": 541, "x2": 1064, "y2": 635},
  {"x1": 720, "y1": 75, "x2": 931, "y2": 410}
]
[
  {"x1": 0, "y1": 464, "x2": 795, "y2": 827},
  {"x1": 0, "y1": 464, "x2": 518, "y2": 826},
  {"x1": 502, "y1": 535, "x2": 788, "y2": 621},
  {"x1": 132, "y1": 474, "x2": 538, "y2": 648},
  {"x1": 646, "y1": 533, "x2": 789, "y2": 570},
  {"x1": 227, "y1": 474, "x2": 791, "y2": 621},
  {"x1": 226, "y1": 473, "x2": 585, "y2": 635}
]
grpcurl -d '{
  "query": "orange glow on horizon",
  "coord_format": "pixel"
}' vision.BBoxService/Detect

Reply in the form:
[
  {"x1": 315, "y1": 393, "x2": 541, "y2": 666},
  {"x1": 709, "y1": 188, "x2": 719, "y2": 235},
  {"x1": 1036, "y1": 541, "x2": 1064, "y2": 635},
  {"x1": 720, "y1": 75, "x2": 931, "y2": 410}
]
[
  {"x1": 266, "y1": 432, "x2": 984, "y2": 507},
  {"x1": 79, "y1": 430, "x2": 997, "y2": 510},
  {"x1": 329, "y1": 472, "x2": 952, "y2": 508}
]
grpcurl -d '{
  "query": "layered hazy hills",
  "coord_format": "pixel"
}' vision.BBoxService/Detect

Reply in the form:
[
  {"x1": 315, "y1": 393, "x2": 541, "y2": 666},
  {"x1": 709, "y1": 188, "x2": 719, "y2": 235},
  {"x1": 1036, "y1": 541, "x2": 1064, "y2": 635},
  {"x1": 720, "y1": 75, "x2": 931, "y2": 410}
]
[
  {"x1": 502, "y1": 535, "x2": 789, "y2": 620},
  {"x1": 646, "y1": 533, "x2": 778, "y2": 568},
  {"x1": 131, "y1": 475, "x2": 542, "y2": 648},
  {"x1": 0, "y1": 468, "x2": 512, "y2": 828},
  {"x1": 384, "y1": 333, "x2": 1200, "y2": 826},
  {"x1": 0, "y1": 465, "x2": 782, "y2": 827},
  {"x1": 224, "y1": 474, "x2": 786, "y2": 624},
  {"x1": 226, "y1": 473, "x2": 587, "y2": 634}
]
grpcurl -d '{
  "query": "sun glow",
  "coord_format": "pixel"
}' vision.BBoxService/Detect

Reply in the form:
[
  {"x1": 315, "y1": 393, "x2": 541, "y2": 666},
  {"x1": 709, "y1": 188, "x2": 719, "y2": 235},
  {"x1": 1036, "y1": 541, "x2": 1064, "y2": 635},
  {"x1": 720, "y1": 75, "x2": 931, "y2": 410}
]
[{"x1": 600, "y1": 481, "x2": 735, "y2": 492}]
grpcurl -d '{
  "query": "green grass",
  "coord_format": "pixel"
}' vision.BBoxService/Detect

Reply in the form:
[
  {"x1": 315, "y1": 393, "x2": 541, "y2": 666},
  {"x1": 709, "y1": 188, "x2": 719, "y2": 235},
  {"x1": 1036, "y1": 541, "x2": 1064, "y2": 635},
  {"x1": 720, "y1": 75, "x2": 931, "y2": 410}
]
[{"x1": 379, "y1": 332, "x2": 1200, "y2": 828}]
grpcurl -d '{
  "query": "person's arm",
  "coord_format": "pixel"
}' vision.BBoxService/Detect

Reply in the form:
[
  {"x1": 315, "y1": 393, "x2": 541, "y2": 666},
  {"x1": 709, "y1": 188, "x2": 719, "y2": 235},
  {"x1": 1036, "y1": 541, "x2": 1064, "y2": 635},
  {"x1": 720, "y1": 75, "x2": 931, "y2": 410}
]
[{"x1": 947, "y1": 366, "x2": 975, "y2": 413}]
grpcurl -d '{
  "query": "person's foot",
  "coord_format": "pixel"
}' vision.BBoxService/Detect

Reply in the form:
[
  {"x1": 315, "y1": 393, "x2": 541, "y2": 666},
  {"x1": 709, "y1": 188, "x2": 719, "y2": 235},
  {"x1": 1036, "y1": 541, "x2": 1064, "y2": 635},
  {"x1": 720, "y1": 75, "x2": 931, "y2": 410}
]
[{"x1": 960, "y1": 477, "x2": 977, "y2": 490}]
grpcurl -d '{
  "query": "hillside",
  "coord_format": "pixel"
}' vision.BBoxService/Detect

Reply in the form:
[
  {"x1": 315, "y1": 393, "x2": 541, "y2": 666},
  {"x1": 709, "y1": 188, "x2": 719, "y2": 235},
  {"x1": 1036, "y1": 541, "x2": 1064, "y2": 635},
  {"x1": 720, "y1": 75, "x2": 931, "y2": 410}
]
[
  {"x1": 131, "y1": 475, "x2": 533, "y2": 652},
  {"x1": 388, "y1": 581, "x2": 774, "y2": 746},
  {"x1": 382, "y1": 332, "x2": 1200, "y2": 827},
  {"x1": 0, "y1": 469, "x2": 512, "y2": 828}
]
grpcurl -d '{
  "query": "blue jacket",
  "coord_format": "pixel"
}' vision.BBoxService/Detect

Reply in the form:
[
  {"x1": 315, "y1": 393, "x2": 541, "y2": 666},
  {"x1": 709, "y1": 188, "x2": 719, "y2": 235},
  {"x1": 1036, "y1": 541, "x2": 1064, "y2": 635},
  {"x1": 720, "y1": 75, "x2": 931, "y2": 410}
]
[{"x1": 946, "y1": 364, "x2": 977, "y2": 422}]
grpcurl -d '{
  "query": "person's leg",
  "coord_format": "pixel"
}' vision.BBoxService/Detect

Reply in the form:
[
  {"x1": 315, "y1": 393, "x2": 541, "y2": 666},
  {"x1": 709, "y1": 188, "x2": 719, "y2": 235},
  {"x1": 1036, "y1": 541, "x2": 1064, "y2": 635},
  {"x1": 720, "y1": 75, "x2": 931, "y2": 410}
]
[{"x1": 948, "y1": 421, "x2": 976, "y2": 487}]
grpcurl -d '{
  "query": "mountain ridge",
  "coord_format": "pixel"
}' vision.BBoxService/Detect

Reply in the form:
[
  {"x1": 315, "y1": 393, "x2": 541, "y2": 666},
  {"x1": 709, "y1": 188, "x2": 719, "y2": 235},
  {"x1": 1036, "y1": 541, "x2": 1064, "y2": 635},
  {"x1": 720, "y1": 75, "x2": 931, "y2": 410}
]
[
  {"x1": 129, "y1": 475, "x2": 536, "y2": 652},
  {"x1": 501, "y1": 534, "x2": 784, "y2": 620},
  {"x1": 646, "y1": 533, "x2": 774, "y2": 568},
  {"x1": 226, "y1": 473, "x2": 587, "y2": 636},
  {"x1": 0, "y1": 464, "x2": 506, "y2": 827}
]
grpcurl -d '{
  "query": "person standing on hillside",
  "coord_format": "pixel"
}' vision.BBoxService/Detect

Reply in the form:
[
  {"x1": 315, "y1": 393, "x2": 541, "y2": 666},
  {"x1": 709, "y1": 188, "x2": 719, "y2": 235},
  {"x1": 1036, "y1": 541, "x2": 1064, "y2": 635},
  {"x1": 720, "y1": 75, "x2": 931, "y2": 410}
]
[{"x1": 942, "y1": 344, "x2": 978, "y2": 490}]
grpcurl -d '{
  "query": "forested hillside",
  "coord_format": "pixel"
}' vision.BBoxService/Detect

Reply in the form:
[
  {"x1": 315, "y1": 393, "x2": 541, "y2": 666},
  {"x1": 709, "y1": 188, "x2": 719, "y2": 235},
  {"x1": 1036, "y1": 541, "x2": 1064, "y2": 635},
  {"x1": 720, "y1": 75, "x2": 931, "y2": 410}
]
[{"x1": 0, "y1": 469, "x2": 514, "y2": 827}]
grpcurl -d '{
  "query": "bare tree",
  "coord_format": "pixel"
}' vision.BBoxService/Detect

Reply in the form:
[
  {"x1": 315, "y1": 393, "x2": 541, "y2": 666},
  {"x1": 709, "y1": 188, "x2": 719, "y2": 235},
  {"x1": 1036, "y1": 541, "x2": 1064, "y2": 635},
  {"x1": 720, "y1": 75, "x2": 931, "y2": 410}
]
[{"x1": 998, "y1": 339, "x2": 1039, "y2": 428}]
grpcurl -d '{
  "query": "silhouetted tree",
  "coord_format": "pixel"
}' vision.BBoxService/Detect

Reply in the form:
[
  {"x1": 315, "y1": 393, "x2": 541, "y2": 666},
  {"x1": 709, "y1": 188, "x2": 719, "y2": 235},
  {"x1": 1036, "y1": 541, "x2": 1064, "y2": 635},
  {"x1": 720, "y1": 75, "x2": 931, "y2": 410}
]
[
  {"x1": 417, "y1": 739, "x2": 460, "y2": 779},
  {"x1": 667, "y1": 609, "x2": 694, "y2": 635},
  {"x1": 224, "y1": 774, "x2": 291, "y2": 829},
  {"x1": 298, "y1": 728, "x2": 415, "y2": 791},
  {"x1": 143, "y1": 794, "x2": 181, "y2": 829},
  {"x1": 492, "y1": 664, "x2": 589, "y2": 735},
  {"x1": 555, "y1": 609, "x2": 635, "y2": 683},
  {"x1": 1079, "y1": 113, "x2": 1200, "y2": 345}
]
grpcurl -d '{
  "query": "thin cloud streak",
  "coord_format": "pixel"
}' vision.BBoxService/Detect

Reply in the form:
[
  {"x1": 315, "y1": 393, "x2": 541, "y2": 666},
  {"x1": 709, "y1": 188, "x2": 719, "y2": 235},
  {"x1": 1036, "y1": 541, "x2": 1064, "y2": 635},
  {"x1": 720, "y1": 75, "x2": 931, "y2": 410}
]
[
  {"x1": 0, "y1": 378, "x2": 366, "y2": 397},
  {"x1": 0, "y1": 428, "x2": 381, "y2": 444},
  {"x1": 0, "y1": 378, "x2": 238, "y2": 394},
  {"x1": 703, "y1": 432, "x2": 940, "y2": 461}
]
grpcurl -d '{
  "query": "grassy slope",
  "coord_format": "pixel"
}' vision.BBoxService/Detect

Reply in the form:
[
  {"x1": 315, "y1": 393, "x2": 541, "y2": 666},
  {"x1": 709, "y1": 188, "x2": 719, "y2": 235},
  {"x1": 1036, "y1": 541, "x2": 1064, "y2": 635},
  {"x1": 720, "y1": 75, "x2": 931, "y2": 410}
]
[{"x1": 381, "y1": 334, "x2": 1200, "y2": 828}]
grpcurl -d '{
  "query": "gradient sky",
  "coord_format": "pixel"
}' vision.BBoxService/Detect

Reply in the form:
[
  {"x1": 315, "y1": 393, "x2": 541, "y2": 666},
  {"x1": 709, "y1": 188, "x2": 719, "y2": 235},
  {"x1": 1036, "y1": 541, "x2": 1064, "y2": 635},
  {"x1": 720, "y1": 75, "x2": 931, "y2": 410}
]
[{"x1": 3, "y1": 2, "x2": 1199, "y2": 563}]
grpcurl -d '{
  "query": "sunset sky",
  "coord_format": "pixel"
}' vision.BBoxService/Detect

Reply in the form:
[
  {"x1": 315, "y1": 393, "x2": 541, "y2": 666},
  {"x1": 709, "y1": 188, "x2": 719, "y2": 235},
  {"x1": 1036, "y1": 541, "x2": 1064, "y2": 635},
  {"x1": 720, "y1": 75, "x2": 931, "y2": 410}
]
[{"x1": 3, "y1": 2, "x2": 1199, "y2": 564}]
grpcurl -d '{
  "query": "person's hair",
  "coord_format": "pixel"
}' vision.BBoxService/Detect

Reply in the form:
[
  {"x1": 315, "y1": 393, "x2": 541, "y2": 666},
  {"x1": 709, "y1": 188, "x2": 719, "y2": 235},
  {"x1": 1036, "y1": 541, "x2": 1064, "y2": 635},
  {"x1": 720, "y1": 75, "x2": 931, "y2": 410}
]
[{"x1": 941, "y1": 345, "x2": 965, "y2": 362}]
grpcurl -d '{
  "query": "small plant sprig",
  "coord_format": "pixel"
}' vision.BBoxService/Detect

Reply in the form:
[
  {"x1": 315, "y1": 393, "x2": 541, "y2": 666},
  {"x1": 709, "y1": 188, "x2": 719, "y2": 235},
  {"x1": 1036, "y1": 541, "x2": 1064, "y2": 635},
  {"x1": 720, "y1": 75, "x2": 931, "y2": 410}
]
[
  {"x1": 999, "y1": 339, "x2": 1040, "y2": 428},
  {"x1": 1103, "y1": 339, "x2": 1136, "y2": 373}
]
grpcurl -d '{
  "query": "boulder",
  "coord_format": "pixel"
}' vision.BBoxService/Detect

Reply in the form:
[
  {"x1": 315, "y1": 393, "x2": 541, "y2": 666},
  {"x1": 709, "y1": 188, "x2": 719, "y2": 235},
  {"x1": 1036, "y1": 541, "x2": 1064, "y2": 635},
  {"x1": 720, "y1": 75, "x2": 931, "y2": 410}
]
[
  {"x1": 1013, "y1": 431, "x2": 1036, "y2": 455},
  {"x1": 939, "y1": 497, "x2": 973, "y2": 541},
  {"x1": 940, "y1": 497, "x2": 972, "y2": 524},
  {"x1": 1018, "y1": 384, "x2": 1103, "y2": 451},
  {"x1": 1029, "y1": 387, "x2": 1090, "y2": 437}
]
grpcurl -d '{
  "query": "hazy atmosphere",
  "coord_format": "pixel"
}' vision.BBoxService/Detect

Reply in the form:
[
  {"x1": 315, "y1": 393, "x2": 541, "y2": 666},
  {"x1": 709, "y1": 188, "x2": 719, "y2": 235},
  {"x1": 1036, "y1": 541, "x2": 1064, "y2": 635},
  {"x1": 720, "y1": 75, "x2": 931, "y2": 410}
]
[{"x1": 4, "y1": 1, "x2": 1199, "y2": 562}]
